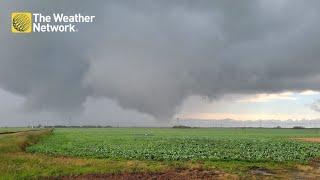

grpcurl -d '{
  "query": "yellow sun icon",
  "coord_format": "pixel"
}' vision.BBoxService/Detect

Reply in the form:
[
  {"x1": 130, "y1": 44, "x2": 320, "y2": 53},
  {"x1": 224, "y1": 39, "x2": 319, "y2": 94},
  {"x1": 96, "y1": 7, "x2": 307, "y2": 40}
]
[{"x1": 11, "y1": 12, "x2": 32, "y2": 33}]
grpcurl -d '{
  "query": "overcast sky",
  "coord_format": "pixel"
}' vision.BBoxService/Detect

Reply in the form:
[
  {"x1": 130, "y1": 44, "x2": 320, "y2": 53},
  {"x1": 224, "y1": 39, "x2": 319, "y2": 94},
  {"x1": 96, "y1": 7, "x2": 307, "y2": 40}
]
[{"x1": 1, "y1": 0, "x2": 320, "y2": 127}]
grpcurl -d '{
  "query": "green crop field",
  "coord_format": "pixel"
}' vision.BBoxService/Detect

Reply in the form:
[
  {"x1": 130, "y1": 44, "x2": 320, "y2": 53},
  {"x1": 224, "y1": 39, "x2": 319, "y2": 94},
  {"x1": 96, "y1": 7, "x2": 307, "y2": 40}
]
[
  {"x1": 27, "y1": 128, "x2": 320, "y2": 162},
  {"x1": 2, "y1": 128, "x2": 320, "y2": 179}
]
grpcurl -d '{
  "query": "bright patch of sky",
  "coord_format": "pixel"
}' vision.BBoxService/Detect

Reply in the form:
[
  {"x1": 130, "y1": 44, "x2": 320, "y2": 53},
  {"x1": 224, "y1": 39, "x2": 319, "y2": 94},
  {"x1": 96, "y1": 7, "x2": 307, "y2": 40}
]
[{"x1": 178, "y1": 91, "x2": 320, "y2": 120}]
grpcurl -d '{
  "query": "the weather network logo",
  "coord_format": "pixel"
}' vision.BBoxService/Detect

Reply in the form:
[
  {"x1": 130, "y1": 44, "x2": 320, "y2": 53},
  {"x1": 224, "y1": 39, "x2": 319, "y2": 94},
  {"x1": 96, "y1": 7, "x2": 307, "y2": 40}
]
[
  {"x1": 11, "y1": 12, "x2": 32, "y2": 33},
  {"x1": 11, "y1": 11, "x2": 96, "y2": 33}
]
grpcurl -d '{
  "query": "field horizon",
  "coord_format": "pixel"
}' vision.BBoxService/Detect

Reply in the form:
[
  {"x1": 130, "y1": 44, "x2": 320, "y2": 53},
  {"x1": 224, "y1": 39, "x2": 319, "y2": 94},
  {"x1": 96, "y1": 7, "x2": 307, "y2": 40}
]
[{"x1": 1, "y1": 127, "x2": 320, "y2": 179}]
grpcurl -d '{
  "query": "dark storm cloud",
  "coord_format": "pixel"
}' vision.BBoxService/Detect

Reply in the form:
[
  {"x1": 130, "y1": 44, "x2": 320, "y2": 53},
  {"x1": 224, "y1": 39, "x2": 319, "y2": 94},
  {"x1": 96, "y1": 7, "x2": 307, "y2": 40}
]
[{"x1": 1, "y1": 0, "x2": 320, "y2": 119}]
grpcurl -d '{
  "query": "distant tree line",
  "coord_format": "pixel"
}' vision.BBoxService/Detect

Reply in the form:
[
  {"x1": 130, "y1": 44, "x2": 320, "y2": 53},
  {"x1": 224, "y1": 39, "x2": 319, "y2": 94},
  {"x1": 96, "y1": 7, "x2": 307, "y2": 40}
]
[{"x1": 27, "y1": 125, "x2": 113, "y2": 128}]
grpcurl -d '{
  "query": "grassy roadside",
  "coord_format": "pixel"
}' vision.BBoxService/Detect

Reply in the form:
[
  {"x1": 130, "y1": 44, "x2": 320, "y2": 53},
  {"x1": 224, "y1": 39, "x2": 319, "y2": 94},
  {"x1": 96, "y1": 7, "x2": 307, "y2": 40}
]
[
  {"x1": 0, "y1": 128, "x2": 37, "y2": 134},
  {"x1": 0, "y1": 129, "x2": 171, "y2": 179},
  {"x1": 0, "y1": 129, "x2": 319, "y2": 179}
]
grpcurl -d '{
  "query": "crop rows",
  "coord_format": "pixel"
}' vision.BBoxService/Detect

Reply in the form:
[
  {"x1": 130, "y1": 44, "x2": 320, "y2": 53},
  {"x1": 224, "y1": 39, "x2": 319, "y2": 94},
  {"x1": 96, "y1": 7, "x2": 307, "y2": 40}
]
[{"x1": 27, "y1": 129, "x2": 320, "y2": 162}]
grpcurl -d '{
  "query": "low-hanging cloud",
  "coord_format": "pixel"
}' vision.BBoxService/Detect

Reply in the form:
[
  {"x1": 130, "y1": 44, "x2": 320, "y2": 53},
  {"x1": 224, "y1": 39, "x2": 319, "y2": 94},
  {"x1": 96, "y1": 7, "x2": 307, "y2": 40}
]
[
  {"x1": 311, "y1": 100, "x2": 320, "y2": 112},
  {"x1": 1, "y1": 0, "x2": 320, "y2": 120}
]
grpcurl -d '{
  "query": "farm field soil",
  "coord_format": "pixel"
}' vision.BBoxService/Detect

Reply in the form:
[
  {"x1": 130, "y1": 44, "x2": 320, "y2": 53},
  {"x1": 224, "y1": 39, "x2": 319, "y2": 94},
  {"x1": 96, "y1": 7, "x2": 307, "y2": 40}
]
[
  {"x1": 57, "y1": 169, "x2": 236, "y2": 180},
  {"x1": 1, "y1": 128, "x2": 320, "y2": 179},
  {"x1": 294, "y1": 137, "x2": 320, "y2": 143}
]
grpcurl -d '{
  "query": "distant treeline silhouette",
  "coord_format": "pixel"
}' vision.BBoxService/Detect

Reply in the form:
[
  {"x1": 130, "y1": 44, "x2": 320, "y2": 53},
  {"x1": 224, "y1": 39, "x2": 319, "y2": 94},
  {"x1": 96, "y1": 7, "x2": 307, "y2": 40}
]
[{"x1": 28, "y1": 125, "x2": 113, "y2": 128}]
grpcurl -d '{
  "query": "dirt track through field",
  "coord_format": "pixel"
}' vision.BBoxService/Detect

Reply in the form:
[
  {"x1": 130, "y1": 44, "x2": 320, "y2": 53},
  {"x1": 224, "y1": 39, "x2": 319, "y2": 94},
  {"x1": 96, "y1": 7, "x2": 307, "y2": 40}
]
[
  {"x1": 294, "y1": 137, "x2": 320, "y2": 143},
  {"x1": 0, "y1": 129, "x2": 43, "y2": 135},
  {"x1": 51, "y1": 166, "x2": 320, "y2": 180},
  {"x1": 56, "y1": 169, "x2": 237, "y2": 180}
]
